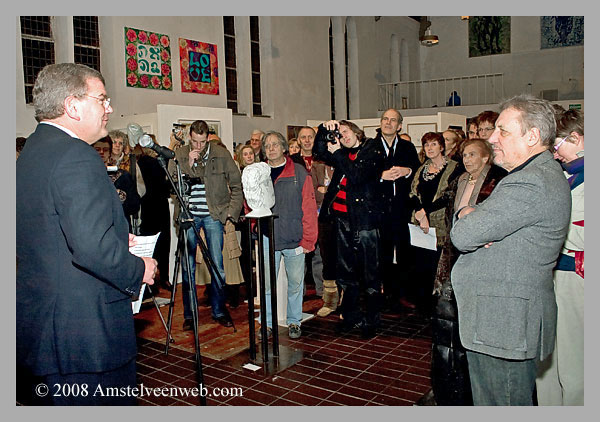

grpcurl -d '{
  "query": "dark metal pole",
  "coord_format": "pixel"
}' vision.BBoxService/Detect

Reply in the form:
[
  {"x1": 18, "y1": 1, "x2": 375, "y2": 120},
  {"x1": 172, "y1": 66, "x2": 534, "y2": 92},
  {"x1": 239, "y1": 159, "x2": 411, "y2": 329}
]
[
  {"x1": 267, "y1": 216, "x2": 280, "y2": 358},
  {"x1": 245, "y1": 218, "x2": 256, "y2": 361},
  {"x1": 256, "y1": 219, "x2": 269, "y2": 363},
  {"x1": 182, "y1": 224, "x2": 207, "y2": 406},
  {"x1": 164, "y1": 230, "x2": 182, "y2": 354},
  {"x1": 156, "y1": 156, "x2": 206, "y2": 406}
]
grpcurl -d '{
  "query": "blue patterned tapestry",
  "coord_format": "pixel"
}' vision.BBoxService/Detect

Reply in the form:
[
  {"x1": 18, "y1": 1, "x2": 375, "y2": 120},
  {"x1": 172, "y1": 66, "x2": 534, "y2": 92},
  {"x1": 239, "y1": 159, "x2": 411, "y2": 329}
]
[{"x1": 541, "y1": 17, "x2": 584, "y2": 49}]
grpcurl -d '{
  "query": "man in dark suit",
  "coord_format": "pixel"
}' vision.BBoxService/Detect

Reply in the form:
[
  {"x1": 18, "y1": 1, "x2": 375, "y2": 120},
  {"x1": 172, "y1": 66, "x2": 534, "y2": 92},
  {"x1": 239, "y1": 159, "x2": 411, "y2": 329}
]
[
  {"x1": 450, "y1": 95, "x2": 571, "y2": 405},
  {"x1": 16, "y1": 63, "x2": 157, "y2": 405},
  {"x1": 375, "y1": 108, "x2": 421, "y2": 312}
]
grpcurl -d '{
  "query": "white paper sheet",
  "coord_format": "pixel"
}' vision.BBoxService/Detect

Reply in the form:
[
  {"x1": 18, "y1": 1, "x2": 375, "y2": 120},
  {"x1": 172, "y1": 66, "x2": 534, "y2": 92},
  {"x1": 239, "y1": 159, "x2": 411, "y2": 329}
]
[
  {"x1": 408, "y1": 223, "x2": 437, "y2": 251},
  {"x1": 129, "y1": 233, "x2": 160, "y2": 314}
]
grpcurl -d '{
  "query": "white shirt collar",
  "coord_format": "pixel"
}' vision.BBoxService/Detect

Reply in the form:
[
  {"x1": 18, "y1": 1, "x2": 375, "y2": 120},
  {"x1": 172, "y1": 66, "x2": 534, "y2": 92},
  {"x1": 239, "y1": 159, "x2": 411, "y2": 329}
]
[
  {"x1": 381, "y1": 135, "x2": 398, "y2": 155},
  {"x1": 40, "y1": 121, "x2": 79, "y2": 139}
]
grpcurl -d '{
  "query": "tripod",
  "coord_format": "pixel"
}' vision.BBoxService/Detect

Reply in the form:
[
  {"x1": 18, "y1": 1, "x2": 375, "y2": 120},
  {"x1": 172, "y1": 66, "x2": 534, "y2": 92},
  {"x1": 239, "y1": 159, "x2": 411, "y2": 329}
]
[{"x1": 154, "y1": 155, "x2": 234, "y2": 406}]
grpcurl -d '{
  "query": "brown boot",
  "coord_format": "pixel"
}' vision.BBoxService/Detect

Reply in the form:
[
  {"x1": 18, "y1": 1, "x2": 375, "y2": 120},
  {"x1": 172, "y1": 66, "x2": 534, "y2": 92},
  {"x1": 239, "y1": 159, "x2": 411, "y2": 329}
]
[{"x1": 317, "y1": 280, "x2": 339, "y2": 317}]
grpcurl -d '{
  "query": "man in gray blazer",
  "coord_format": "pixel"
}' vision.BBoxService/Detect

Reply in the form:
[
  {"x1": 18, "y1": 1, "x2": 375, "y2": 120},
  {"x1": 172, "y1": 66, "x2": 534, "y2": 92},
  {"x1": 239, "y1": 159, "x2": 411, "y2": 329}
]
[{"x1": 450, "y1": 94, "x2": 571, "y2": 405}]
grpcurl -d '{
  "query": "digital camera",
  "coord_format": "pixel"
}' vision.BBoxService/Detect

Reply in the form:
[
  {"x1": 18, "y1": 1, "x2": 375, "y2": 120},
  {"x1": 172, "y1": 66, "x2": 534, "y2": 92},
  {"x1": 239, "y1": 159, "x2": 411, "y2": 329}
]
[{"x1": 325, "y1": 128, "x2": 342, "y2": 144}]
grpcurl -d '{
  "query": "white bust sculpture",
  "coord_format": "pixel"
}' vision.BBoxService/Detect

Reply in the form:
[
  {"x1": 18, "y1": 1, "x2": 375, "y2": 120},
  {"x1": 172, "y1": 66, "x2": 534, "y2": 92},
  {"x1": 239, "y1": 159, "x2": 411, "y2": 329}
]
[{"x1": 242, "y1": 162, "x2": 275, "y2": 217}]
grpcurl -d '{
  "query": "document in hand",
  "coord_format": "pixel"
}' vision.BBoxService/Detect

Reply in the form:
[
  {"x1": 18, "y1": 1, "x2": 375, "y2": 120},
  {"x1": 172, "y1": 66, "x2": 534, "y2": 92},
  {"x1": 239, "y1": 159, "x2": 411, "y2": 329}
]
[
  {"x1": 408, "y1": 223, "x2": 437, "y2": 251},
  {"x1": 129, "y1": 233, "x2": 160, "y2": 314}
]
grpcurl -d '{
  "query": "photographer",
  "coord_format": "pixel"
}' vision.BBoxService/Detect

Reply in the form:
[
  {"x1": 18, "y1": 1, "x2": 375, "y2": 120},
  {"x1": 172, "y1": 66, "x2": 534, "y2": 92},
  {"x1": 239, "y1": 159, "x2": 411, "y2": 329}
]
[
  {"x1": 313, "y1": 120, "x2": 386, "y2": 338},
  {"x1": 168, "y1": 120, "x2": 243, "y2": 330}
]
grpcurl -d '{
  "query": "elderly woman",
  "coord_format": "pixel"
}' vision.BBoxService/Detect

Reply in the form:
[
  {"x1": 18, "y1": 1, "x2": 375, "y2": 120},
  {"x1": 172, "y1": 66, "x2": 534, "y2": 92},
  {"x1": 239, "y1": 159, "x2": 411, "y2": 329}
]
[
  {"x1": 421, "y1": 137, "x2": 506, "y2": 406},
  {"x1": 536, "y1": 109, "x2": 584, "y2": 405},
  {"x1": 407, "y1": 132, "x2": 461, "y2": 315}
]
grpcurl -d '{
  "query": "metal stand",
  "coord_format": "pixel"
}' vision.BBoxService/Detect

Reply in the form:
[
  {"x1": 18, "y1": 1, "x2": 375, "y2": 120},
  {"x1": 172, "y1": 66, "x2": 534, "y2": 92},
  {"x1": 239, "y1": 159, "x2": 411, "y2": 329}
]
[
  {"x1": 235, "y1": 215, "x2": 303, "y2": 375},
  {"x1": 145, "y1": 284, "x2": 174, "y2": 343},
  {"x1": 155, "y1": 155, "x2": 234, "y2": 406},
  {"x1": 245, "y1": 215, "x2": 280, "y2": 362}
]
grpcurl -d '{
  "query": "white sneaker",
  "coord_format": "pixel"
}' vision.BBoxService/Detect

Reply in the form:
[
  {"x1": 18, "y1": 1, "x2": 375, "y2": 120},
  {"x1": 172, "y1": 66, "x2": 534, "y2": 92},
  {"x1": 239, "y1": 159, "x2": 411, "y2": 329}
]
[{"x1": 288, "y1": 324, "x2": 301, "y2": 339}]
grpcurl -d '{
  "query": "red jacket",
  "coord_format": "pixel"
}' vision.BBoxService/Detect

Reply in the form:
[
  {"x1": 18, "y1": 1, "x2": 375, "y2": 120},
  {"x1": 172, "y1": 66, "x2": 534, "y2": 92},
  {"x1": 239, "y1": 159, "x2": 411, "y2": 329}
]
[{"x1": 272, "y1": 156, "x2": 318, "y2": 251}]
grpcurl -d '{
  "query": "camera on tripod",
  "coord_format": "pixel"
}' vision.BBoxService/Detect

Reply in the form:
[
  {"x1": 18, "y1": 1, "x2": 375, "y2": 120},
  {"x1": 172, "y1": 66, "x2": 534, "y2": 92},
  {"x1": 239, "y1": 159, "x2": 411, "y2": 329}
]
[
  {"x1": 325, "y1": 128, "x2": 342, "y2": 144},
  {"x1": 174, "y1": 173, "x2": 203, "y2": 196}
]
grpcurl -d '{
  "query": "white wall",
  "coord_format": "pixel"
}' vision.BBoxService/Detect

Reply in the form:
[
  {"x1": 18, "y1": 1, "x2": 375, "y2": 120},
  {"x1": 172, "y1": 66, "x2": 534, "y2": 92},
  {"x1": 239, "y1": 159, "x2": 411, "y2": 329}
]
[
  {"x1": 352, "y1": 16, "x2": 421, "y2": 119},
  {"x1": 230, "y1": 16, "x2": 332, "y2": 144},
  {"x1": 16, "y1": 16, "x2": 584, "y2": 140},
  {"x1": 420, "y1": 16, "x2": 584, "y2": 101}
]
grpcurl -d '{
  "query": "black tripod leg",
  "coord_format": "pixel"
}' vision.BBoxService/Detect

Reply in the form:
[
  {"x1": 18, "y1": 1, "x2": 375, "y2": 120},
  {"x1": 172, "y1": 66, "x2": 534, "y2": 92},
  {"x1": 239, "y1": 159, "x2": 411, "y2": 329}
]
[
  {"x1": 149, "y1": 288, "x2": 173, "y2": 343},
  {"x1": 181, "y1": 226, "x2": 206, "y2": 406},
  {"x1": 155, "y1": 157, "x2": 207, "y2": 405},
  {"x1": 164, "y1": 230, "x2": 183, "y2": 354}
]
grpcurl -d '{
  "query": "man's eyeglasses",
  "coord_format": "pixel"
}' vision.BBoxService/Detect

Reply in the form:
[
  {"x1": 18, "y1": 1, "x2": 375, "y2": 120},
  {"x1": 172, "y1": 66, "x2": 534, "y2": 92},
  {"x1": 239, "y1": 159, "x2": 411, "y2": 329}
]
[
  {"x1": 554, "y1": 135, "x2": 569, "y2": 152},
  {"x1": 85, "y1": 94, "x2": 111, "y2": 109}
]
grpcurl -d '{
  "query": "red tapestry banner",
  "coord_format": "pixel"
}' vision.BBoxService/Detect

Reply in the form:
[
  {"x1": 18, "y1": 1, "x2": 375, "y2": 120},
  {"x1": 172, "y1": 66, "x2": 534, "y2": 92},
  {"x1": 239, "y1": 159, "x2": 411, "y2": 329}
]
[{"x1": 179, "y1": 38, "x2": 219, "y2": 95}]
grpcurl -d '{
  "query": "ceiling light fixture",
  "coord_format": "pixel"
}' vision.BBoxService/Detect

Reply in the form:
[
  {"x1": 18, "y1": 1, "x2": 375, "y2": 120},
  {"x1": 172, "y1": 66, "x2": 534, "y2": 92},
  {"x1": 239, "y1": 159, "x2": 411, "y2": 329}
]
[
  {"x1": 421, "y1": 28, "x2": 439, "y2": 46},
  {"x1": 419, "y1": 17, "x2": 439, "y2": 47}
]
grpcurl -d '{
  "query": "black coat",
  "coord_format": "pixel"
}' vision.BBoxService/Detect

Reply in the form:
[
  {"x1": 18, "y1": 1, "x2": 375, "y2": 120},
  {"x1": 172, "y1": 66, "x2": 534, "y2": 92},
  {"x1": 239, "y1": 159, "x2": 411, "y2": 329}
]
[
  {"x1": 373, "y1": 129, "x2": 422, "y2": 225},
  {"x1": 313, "y1": 124, "x2": 386, "y2": 231},
  {"x1": 137, "y1": 154, "x2": 171, "y2": 236},
  {"x1": 16, "y1": 123, "x2": 145, "y2": 376}
]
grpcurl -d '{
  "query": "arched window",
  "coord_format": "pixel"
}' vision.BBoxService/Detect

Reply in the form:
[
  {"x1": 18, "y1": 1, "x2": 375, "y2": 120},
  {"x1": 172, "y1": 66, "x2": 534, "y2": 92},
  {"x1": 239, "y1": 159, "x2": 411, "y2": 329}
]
[
  {"x1": 250, "y1": 16, "x2": 262, "y2": 116},
  {"x1": 329, "y1": 17, "x2": 347, "y2": 120},
  {"x1": 73, "y1": 16, "x2": 100, "y2": 73},
  {"x1": 329, "y1": 20, "x2": 335, "y2": 119},
  {"x1": 345, "y1": 17, "x2": 359, "y2": 119},
  {"x1": 223, "y1": 16, "x2": 238, "y2": 113},
  {"x1": 20, "y1": 16, "x2": 55, "y2": 104}
]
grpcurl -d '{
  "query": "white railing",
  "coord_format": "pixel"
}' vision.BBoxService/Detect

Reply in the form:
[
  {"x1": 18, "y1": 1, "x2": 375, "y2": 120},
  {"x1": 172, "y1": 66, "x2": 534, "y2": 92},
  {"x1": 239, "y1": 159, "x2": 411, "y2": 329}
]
[{"x1": 378, "y1": 73, "x2": 504, "y2": 110}]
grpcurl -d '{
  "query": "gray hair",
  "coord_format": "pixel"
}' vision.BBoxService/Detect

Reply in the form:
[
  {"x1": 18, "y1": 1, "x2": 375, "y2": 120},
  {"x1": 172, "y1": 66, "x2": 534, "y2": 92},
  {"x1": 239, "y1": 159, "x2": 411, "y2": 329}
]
[
  {"x1": 261, "y1": 131, "x2": 288, "y2": 155},
  {"x1": 499, "y1": 94, "x2": 556, "y2": 147},
  {"x1": 382, "y1": 108, "x2": 403, "y2": 123},
  {"x1": 108, "y1": 130, "x2": 128, "y2": 145},
  {"x1": 251, "y1": 129, "x2": 265, "y2": 139},
  {"x1": 32, "y1": 63, "x2": 105, "y2": 123}
]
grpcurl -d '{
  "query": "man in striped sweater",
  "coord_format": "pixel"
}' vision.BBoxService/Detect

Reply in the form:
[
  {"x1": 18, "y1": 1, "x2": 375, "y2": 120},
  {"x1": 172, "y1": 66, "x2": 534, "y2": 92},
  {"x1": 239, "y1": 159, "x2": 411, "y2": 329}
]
[{"x1": 169, "y1": 120, "x2": 243, "y2": 330}]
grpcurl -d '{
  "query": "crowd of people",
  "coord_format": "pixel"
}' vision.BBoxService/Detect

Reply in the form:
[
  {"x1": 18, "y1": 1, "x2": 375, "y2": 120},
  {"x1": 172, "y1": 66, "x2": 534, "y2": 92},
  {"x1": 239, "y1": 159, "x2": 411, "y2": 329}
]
[{"x1": 16, "y1": 63, "x2": 583, "y2": 406}]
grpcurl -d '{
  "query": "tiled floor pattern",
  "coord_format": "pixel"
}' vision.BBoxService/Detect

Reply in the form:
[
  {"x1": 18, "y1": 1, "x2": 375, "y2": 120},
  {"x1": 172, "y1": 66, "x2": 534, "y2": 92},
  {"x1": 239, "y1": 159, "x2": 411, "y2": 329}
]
[{"x1": 135, "y1": 304, "x2": 432, "y2": 406}]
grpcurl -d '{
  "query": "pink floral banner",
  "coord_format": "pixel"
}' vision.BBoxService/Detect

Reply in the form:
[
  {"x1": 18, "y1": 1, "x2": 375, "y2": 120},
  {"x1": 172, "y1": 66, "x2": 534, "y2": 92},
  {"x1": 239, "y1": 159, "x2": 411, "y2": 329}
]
[
  {"x1": 179, "y1": 38, "x2": 219, "y2": 95},
  {"x1": 124, "y1": 27, "x2": 172, "y2": 90}
]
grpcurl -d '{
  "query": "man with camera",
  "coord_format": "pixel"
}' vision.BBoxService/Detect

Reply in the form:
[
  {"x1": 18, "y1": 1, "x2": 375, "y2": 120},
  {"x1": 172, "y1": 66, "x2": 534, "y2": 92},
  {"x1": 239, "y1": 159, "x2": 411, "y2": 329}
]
[
  {"x1": 168, "y1": 120, "x2": 243, "y2": 329},
  {"x1": 313, "y1": 120, "x2": 386, "y2": 338}
]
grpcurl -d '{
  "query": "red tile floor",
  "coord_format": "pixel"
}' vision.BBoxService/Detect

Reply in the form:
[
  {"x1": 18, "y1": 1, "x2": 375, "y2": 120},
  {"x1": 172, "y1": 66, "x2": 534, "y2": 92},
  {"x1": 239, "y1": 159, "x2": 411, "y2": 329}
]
[{"x1": 133, "y1": 285, "x2": 433, "y2": 406}]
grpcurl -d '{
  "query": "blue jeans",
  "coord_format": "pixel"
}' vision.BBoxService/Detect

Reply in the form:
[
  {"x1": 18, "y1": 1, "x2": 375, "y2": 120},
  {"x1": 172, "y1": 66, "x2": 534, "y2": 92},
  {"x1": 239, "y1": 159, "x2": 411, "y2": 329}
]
[
  {"x1": 261, "y1": 241, "x2": 305, "y2": 328},
  {"x1": 181, "y1": 215, "x2": 227, "y2": 320},
  {"x1": 466, "y1": 350, "x2": 538, "y2": 405}
]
